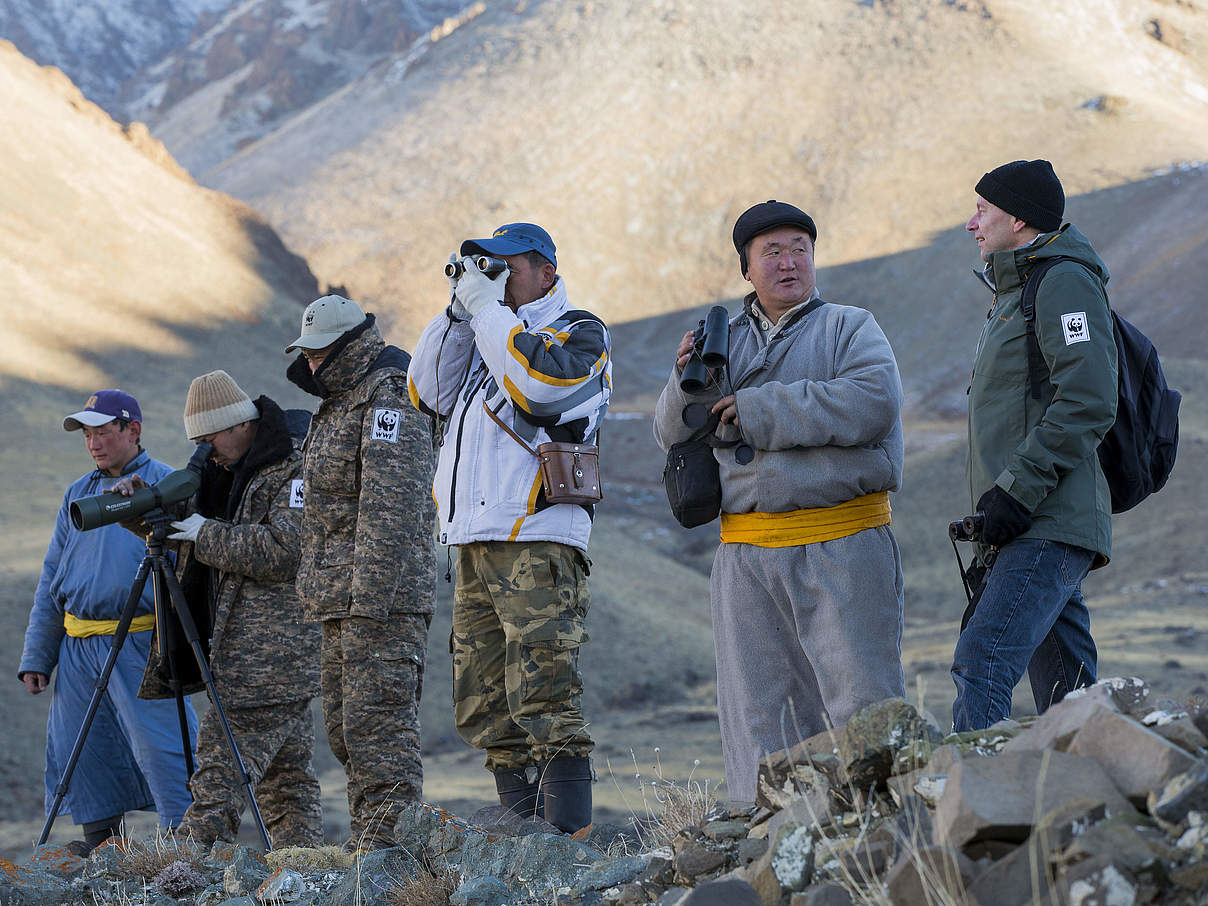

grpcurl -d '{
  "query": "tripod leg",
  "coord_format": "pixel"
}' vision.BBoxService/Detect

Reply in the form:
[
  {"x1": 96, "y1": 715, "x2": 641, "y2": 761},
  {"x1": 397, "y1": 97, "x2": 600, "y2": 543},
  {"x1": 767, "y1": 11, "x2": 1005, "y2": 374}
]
[
  {"x1": 152, "y1": 566, "x2": 197, "y2": 778},
  {"x1": 155, "y1": 554, "x2": 272, "y2": 851},
  {"x1": 37, "y1": 559, "x2": 153, "y2": 848}
]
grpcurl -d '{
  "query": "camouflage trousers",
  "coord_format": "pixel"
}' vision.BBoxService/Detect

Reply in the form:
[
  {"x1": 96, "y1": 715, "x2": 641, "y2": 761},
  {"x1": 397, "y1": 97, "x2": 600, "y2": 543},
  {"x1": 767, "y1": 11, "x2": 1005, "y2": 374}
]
[
  {"x1": 452, "y1": 540, "x2": 593, "y2": 773},
  {"x1": 321, "y1": 613, "x2": 429, "y2": 849},
  {"x1": 177, "y1": 698, "x2": 321, "y2": 848}
]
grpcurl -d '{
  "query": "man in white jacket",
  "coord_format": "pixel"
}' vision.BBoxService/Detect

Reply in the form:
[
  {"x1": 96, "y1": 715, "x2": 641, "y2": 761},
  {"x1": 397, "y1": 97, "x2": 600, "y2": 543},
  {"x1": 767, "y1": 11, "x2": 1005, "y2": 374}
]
[{"x1": 408, "y1": 222, "x2": 611, "y2": 833}]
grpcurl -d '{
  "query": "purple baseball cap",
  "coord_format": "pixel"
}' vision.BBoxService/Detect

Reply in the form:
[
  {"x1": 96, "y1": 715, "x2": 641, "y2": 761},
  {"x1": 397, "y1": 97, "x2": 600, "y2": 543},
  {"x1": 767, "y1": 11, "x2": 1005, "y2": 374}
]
[
  {"x1": 63, "y1": 390, "x2": 143, "y2": 431},
  {"x1": 460, "y1": 222, "x2": 557, "y2": 268}
]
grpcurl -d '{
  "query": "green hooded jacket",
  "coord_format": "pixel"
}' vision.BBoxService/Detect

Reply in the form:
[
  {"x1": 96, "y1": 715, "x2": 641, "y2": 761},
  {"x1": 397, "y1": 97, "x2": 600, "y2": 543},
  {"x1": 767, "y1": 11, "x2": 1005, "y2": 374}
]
[{"x1": 968, "y1": 224, "x2": 1118, "y2": 566}]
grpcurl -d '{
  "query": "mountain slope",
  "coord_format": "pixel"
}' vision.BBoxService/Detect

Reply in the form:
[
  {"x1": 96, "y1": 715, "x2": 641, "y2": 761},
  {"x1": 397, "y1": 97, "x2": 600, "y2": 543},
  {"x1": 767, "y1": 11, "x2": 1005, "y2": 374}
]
[{"x1": 202, "y1": 0, "x2": 1208, "y2": 349}]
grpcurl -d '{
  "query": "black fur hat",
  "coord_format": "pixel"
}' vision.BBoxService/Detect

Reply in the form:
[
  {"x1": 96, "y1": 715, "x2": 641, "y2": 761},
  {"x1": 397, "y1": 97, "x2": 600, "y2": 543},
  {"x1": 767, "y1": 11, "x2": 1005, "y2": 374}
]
[{"x1": 975, "y1": 160, "x2": 1065, "y2": 232}]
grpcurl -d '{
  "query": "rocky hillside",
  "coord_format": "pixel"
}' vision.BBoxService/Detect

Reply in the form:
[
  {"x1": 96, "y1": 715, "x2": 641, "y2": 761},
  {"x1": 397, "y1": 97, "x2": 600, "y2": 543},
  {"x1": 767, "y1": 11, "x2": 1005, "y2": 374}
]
[
  {"x1": 198, "y1": 0, "x2": 1208, "y2": 351},
  {"x1": 0, "y1": 0, "x2": 228, "y2": 106},
  {"x1": 0, "y1": 39, "x2": 322, "y2": 826}
]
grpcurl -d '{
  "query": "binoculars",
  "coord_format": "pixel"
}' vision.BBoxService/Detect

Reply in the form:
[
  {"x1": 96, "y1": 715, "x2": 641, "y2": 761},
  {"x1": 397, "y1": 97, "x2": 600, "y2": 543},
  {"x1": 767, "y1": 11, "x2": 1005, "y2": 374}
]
[
  {"x1": 680, "y1": 305, "x2": 730, "y2": 394},
  {"x1": 70, "y1": 443, "x2": 213, "y2": 531},
  {"x1": 445, "y1": 256, "x2": 508, "y2": 279},
  {"x1": 948, "y1": 513, "x2": 985, "y2": 543}
]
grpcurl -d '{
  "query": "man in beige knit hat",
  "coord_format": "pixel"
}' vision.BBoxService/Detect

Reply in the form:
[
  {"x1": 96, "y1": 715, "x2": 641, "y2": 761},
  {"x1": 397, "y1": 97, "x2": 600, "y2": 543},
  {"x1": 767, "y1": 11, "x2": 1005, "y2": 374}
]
[{"x1": 114, "y1": 370, "x2": 322, "y2": 847}]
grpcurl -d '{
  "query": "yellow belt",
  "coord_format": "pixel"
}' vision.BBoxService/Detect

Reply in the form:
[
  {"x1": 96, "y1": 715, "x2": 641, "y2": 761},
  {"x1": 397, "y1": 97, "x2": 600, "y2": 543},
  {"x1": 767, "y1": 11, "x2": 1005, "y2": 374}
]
[
  {"x1": 719, "y1": 491, "x2": 891, "y2": 548},
  {"x1": 64, "y1": 613, "x2": 156, "y2": 638}
]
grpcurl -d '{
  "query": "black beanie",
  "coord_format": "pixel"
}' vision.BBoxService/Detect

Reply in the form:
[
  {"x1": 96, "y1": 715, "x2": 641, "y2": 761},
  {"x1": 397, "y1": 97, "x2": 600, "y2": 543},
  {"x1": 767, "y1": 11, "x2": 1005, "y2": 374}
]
[
  {"x1": 975, "y1": 160, "x2": 1065, "y2": 233},
  {"x1": 733, "y1": 200, "x2": 817, "y2": 275}
]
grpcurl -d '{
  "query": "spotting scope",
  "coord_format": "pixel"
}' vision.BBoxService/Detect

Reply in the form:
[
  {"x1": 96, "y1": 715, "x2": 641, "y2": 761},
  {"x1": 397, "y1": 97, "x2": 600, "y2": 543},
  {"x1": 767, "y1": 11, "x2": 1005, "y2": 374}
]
[{"x1": 70, "y1": 443, "x2": 213, "y2": 531}]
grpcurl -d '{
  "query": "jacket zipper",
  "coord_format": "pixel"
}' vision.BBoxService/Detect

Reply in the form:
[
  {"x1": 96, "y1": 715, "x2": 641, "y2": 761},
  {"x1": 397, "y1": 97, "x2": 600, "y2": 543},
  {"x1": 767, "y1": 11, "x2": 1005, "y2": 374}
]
[{"x1": 446, "y1": 363, "x2": 487, "y2": 526}]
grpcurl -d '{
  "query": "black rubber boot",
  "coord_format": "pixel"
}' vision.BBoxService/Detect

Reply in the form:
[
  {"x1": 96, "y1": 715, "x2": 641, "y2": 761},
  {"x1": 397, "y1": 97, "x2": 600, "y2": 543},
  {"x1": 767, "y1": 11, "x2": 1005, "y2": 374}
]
[
  {"x1": 82, "y1": 815, "x2": 123, "y2": 852},
  {"x1": 538, "y1": 756, "x2": 593, "y2": 834},
  {"x1": 493, "y1": 765, "x2": 542, "y2": 819}
]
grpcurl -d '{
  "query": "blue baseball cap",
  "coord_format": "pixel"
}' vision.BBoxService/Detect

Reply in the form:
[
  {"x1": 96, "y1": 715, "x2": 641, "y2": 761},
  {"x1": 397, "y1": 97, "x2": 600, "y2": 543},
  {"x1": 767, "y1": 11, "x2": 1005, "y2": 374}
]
[
  {"x1": 63, "y1": 389, "x2": 143, "y2": 431},
  {"x1": 460, "y1": 222, "x2": 557, "y2": 268}
]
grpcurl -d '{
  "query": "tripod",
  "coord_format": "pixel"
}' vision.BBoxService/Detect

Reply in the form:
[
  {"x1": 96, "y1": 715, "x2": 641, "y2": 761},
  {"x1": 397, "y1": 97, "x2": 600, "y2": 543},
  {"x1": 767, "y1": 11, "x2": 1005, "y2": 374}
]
[{"x1": 38, "y1": 510, "x2": 272, "y2": 850}]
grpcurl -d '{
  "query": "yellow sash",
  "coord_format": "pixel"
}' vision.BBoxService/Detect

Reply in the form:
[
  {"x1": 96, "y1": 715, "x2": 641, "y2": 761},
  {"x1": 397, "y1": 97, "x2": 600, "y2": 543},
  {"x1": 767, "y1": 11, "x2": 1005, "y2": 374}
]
[
  {"x1": 64, "y1": 613, "x2": 156, "y2": 638},
  {"x1": 720, "y1": 491, "x2": 891, "y2": 548}
]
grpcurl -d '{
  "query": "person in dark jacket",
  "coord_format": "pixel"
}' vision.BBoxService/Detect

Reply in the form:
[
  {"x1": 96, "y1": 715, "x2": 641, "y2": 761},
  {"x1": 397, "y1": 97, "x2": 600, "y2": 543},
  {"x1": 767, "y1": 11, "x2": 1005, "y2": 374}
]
[
  {"x1": 953, "y1": 160, "x2": 1118, "y2": 731},
  {"x1": 114, "y1": 371, "x2": 323, "y2": 846},
  {"x1": 19, "y1": 390, "x2": 197, "y2": 851},
  {"x1": 286, "y1": 295, "x2": 436, "y2": 851}
]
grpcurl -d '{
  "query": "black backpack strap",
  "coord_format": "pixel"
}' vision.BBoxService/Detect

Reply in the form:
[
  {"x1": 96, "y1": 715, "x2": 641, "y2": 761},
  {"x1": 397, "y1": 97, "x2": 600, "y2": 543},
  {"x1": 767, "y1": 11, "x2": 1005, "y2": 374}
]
[{"x1": 1019, "y1": 256, "x2": 1083, "y2": 401}]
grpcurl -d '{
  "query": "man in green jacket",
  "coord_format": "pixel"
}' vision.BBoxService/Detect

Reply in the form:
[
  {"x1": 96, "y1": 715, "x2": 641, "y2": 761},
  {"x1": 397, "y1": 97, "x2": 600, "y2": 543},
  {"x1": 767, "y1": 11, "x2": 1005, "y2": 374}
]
[{"x1": 953, "y1": 160, "x2": 1118, "y2": 731}]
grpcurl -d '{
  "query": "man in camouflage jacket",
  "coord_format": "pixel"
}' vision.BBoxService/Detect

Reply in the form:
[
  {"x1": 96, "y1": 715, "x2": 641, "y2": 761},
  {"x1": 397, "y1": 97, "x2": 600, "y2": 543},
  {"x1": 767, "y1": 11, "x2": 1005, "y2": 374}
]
[
  {"x1": 116, "y1": 371, "x2": 322, "y2": 847},
  {"x1": 286, "y1": 295, "x2": 436, "y2": 851}
]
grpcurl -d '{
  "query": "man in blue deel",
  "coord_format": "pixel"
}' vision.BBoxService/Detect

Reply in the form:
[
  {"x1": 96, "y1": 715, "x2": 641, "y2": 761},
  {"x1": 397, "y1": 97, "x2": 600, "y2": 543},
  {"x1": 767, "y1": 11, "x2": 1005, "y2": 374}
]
[{"x1": 18, "y1": 390, "x2": 197, "y2": 850}]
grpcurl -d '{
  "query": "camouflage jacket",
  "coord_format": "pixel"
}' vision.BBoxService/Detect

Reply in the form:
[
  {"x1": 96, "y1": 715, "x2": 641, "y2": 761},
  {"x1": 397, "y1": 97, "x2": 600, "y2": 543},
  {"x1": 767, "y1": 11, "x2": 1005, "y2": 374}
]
[
  {"x1": 135, "y1": 397, "x2": 320, "y2": 708},
  {"x1": 287, "y1": 316, "x2": 436, "y2": 621}
]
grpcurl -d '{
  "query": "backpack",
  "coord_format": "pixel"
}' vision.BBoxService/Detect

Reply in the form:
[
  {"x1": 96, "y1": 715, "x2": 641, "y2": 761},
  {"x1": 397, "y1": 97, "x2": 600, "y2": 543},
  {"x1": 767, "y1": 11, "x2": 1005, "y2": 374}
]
[{"x1": 1020, "y1": 256, "x2": 1181, "y2": 514}]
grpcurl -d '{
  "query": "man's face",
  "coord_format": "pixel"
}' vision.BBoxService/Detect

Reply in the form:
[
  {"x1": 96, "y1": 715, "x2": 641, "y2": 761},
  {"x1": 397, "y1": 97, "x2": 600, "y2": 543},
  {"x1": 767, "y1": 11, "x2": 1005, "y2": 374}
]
[
  {"x1": 303, "y1": 343, "x2": 335, "y2": 374},
  {"x1": 195, "y1": 421, "x2": 255, "y2": 469},
  {"x1": 966, "y1": 196, "x2": 1024, "y2": 261},
  {"x1": 82, "y1": 420, "x2": 141, "y2": 476},
  {"x1": 501, "y1": 253, "x2": 555, "y2": 310},
  {"x1": 744, "y1": 227, "x2": 817, "y2": 312}
]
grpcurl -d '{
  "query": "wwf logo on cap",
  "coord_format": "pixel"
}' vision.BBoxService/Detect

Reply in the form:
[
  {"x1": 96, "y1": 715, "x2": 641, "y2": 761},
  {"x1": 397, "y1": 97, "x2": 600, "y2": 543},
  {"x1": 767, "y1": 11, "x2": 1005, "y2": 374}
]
[{"x1": 304, "y1": 310, "x2": 316, "y2": 325}]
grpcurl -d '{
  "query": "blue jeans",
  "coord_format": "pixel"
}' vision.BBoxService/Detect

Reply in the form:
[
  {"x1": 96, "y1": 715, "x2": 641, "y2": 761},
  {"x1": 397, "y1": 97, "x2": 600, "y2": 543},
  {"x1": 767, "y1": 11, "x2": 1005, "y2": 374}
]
[{"x1": 951, "y1": 538, "x2": 1096, "y2": 732}]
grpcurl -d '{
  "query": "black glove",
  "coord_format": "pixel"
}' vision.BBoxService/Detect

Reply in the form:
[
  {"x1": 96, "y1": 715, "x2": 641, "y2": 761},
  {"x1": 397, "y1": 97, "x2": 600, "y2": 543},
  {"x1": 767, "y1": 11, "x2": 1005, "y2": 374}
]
[{"x1": 976, "y1": 486, "x2": 1033, "y2": 547}]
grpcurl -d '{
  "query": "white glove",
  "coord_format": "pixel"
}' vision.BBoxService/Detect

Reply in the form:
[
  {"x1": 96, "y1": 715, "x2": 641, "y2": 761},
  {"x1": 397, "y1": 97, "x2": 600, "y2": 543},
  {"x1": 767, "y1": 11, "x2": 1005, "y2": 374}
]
[
  {"x1": 447, "y1": 254, "x2": 471, "y2": 322},
  {"x1": 168, "y1": 513, "x2": 208, "y2": 542},
  {"x1": 457, "y1": 257, "x2": 510, "y2": 318}
]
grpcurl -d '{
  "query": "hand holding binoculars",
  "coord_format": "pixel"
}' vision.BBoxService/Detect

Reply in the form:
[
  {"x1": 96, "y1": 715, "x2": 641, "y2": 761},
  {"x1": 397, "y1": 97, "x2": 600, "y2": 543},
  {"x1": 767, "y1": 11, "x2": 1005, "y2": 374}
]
[
  {"x1": 948, "y1": 513, "x2": 986, "y2": 543},
  {"x1": 445, "y1": 255, "x2": 508, "y2": 279}
]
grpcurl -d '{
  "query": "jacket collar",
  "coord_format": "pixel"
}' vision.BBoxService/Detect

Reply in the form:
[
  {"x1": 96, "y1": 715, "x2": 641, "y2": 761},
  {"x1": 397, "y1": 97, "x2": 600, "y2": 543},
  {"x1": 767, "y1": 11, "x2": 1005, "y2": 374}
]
[{"x1": 514, "y1": 276, "x2": 570, "y2": 329}]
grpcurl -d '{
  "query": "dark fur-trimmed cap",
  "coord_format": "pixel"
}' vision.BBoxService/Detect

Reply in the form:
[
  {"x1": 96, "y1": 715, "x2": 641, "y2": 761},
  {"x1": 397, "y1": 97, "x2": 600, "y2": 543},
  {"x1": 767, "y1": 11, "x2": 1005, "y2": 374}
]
[
  {"x1": 975, "y1": 160, "x2": 1065, "y2": 233},
  {"x1": 733, "y1": 200, "x2": 817, "y2": 275}
]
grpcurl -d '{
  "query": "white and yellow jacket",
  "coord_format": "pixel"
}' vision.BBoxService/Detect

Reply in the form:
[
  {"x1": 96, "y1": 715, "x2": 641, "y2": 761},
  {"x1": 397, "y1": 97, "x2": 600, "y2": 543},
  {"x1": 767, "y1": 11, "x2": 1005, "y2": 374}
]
[{"x1": 409, "y1": 276, "x2": 611, "y2": 550}]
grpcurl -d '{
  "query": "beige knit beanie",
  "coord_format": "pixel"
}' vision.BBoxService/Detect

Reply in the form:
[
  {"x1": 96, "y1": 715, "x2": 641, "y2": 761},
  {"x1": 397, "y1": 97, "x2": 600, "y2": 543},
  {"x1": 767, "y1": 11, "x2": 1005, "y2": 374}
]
[{"x1": 183, "y1": 370, "x2": 259, "y2": 440}]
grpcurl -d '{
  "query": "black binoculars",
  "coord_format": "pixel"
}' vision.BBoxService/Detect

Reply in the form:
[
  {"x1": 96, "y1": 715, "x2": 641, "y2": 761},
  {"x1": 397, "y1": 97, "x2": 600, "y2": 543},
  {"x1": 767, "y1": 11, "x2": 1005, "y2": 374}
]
[
  {"x1": 680, "y1": 305, "x2": 730, "y2": 394},
  {"x1": 445, "y1": 256, "x2": 507, "y2": 279},
  {"x1": 948, "y1": 513, "x2": 985, "y2": 543}
]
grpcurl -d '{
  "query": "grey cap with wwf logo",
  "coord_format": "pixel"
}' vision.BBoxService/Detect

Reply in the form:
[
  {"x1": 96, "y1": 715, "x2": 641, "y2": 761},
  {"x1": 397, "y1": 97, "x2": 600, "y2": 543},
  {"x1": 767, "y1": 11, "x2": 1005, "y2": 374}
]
[{"x1": 285, "y1": 295, "x2": 366, "y2": 353}]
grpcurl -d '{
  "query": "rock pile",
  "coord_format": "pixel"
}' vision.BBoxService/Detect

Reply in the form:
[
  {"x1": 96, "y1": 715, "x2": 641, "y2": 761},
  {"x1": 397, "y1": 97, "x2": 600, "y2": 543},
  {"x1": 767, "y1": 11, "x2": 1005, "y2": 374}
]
[{"x1": 2, "y1": 678, "x2": 1204, "y2": 906}]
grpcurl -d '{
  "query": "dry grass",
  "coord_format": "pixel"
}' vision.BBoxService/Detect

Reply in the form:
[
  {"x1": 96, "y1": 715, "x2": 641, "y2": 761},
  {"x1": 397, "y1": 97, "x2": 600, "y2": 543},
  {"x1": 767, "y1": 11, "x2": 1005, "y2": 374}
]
[
  {"x1": 610, "y1": 748, "x2": 719, "y2": 849},
  {"x1": 109, "y1": 827, "x2": 206, "y2": 882},
  {"x1": 385, "y1": 858, "x2": 459, "y2": 906},
  {"x1": 265, "y1": 845, "x2": 355, "y2": 872}
]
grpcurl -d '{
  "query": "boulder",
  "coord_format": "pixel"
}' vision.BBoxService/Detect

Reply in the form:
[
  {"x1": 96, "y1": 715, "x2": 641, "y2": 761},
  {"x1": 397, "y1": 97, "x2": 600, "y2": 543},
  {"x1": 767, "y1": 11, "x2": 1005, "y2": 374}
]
[
  {"x1": 741, "y1": 822, "x2": 815, "y2": 905},
  {"x1": 1066, "y1": 708, "x2": 1199, "y2": 805},
  {"x1": 1147, "y1": 761, "x2": 1208, "y2": 824},
  {"x1": 1053, "y1": 817, "x2": 1169, "y2": 889},
  {"x1": 756, "y1": 757, "x2": 835, "y2": 813},
  {"x1": 223, "y1": 848, "x2": 271, "y2": 897},
  {"x1": 449, "y1": 876, "x2": 510, "y2": 906},
  {"x1": 1064, "y1": 677, "x2": 1151, "y2": 714},
  {"x1": 680, "y1": 877, "x2": 763, "y2": 905},
  {"x1": 790, "y1": 883, "x2": 853, "y2": 905},
  {"x1": 25, "y1": 845, "x2": 86, "y2": 880},
  {"x1": 1052, "y1": 855, "x2": 1140, "y2": 906},
  {"x1": 571, "y1": 855, "x2": 647, "y2": 895},
  {"x1": 838, "y1": 699, "x2": 944, "y2": 790},
  {"x1": 255, "y1": 868, "x2": 306, "y2": 902},
  {"x1": 1001, "y1": 698, "x2": 1118, "y2": 754},
  {"x1": 454, "y1": 830, "x2": 603, "y2": 893},
  {"x1": 673, "y1": 840, "x2": 727, "y2": 883},
  {"x1": 0, "y1": 857, "x2": 72, "y2": 906},
  {"x1": 884, "y1": 845, "x2": 975, "y2": 906},
  {"x1": 1147, "y1": 714, "x2": 1208, "y2": 755},
  {"x1": 327, "y1": 849, "x2": 418, "y2": 906},
  {"x1": 962, "y1": 839, "x2": 1053, "y2": 906},
  {"x1": 933, "y1": 750, "x2": 1130, "y2": 848}
]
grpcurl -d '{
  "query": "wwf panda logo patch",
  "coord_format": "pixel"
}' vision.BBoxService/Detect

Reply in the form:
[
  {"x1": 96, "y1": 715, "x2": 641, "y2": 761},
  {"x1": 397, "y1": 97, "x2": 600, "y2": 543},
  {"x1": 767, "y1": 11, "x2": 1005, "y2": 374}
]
[
  {"x1": 1061, "y1": 312, "x2": 1089, "y2": 345},
  {"x1": 372, "y1": 408, "x2": 401, "y2": 443}
]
